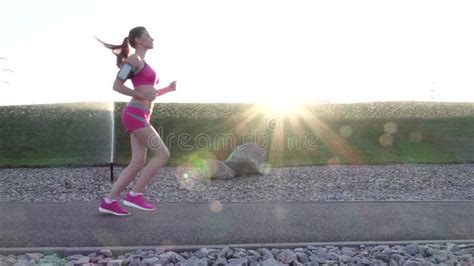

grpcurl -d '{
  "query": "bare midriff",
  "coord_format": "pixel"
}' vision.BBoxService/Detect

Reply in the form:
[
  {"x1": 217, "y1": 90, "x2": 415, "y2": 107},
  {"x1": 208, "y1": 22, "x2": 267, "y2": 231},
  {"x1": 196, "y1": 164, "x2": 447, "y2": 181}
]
[{"x1": 130, "y1": 84, "x2": 155, "y2": 110}]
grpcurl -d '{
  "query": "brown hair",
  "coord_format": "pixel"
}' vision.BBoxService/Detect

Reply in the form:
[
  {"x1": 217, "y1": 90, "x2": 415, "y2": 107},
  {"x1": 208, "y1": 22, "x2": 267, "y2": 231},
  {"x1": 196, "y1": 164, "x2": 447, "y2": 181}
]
[{"x1": 95, "y1": 26, "x2": 147, "y2": 68}]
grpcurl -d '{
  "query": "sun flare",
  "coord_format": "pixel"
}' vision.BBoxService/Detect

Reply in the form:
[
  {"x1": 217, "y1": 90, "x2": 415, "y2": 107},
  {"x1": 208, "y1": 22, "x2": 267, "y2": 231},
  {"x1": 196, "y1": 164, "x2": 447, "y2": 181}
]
[{"x1": 257, "y1": 98, "x2": 308, "y2": 116}]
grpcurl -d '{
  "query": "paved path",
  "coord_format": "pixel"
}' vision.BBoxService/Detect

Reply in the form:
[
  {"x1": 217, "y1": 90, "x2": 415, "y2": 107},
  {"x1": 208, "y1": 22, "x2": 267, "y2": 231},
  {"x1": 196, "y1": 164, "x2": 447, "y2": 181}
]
[{"x1": 0, "y1": 201, "x2": 473, "y2": 252}]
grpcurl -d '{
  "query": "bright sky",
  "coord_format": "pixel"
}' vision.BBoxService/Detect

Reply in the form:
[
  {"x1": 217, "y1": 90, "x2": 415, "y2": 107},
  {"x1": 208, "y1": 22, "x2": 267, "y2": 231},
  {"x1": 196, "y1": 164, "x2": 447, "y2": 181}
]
[{"x1": 0, "y1": 0, "x2": 473, "y2": 106}]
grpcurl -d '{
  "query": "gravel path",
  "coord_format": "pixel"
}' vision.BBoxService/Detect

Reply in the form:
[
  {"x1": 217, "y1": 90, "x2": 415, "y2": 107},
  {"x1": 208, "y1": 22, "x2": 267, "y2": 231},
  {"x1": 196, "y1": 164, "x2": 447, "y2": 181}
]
[
  {"x1": 1, "y1": 164, "x2": 474, "y2": 265},
  {"x1": 0, "y1": 164, "x2": 473, "y2": 202}
]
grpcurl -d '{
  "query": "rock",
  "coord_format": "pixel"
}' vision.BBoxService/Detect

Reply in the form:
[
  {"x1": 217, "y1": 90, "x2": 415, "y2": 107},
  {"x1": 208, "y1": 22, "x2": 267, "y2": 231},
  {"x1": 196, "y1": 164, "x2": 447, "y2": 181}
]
[
  {"x1": 372, "y1": 245, "x2": 390, "y2": 252},
  {"x1": 259, "y1": 248, "x2": 275, "y2": 261},
  {"x1": 89, "y1": 254, "x2": 100, "y2": 263},
  {"x1": 26, "y1": 253, "x2": 44, "y2": 263},
  {"x1": 373, "y1": 251, "x2": 390, "y2": 262},
  {"x1": 247, "y1": 250, "x2": 260, "y2": 257},
  {"x1": 270, "y1": 248, "x2": 280, "y2": 258},
  {"x1": 444, "y1": 259, "x2": 459, "y2": 265},
  {"x1": 233, "y1": 251, "x2": 248, "y2": 258},
  {"x1": 447, "y1": 243, "x2": 461, "y2": 252},
  {"x1": 418, "y1": 261, "x2": 436, "y2": 266},
  {"x1": 392, "y1": 254, "x2": 406, "y2": 261},
  {"x1": 215, "y1": 256, "x2": 228, "y2": 266},
  {"x1": 433, "y1": 254, "x2": 448, "y2": 263},
  {"x1": 193, "y1": 247, "x2": 208, "y2": 259},
  {"x1": 202, "y1": 159, "x2": 236, "y2": 179},
  {"x1": 40, "y1": 254, "x2": 67, "y2": 265},
  {"x1": 465, "y1": 248, "x2": 474, "y2": 255},
  {"x1": 107, "y1": 259, "x2": 123, "y2": 266},
  {"x1": 405, "y1": 244, "x2": 420, "y2": 256},
  {"x1": 327, "y1": 252, "x2": 339, "y2": 261},
  {"x1": 368, "y1": 260, "x2": 386, "y2": 266},
  {"x1": 10, "y1": 259, "x2": 30, "y2": 266},
  {"x1": 309, "y1": 255, "x2": 326, "y2": 264},
  {"x1": 341, "y1": 247, "x2": 356, "y2": 257},
  {"x1": 67, "y1": 254, "x2": 90, "y2": 264},
  {"x1": 183, "y1": 256, "x2": 207, "y2": 266},
  {"x1": 159, "y1": 252, "x2": 174, "y2": 263},
  {"x1": 247, "y1": 256, "x2": 260, "y2": 265},
  {"x1": 296, "y1": 252, "x2": 310, "y2": 263},
  {"x1": 3, "y1": 256, "x2": 16, "y2": 265},
  {"x1": 350, "y1": 256, "x2": 363, "y2": 265},
  {"x1": 261, "y1": 258, "x2": 280, "y2": 266},
  {"x1": 225, "y1": 142, "x2": 268, "y2": 175},
  {"x1": 402, "y1": 260, "x2": 422, "y2": 266},
  {"x1": 294, "y1": 248, "x2": 305, "y2": 253},
  {"x1": 99, "y1": 250, "x2": 113, "y2": 258},
  {"x1": 97, "y1": 257, "x2": 114, "y2": 264},
  {"x1": 315, "y1": 250, "x2": 330, "y2": 259},
  {"x1": 275, "y1": 249, "x2": 297, "y2": 264},
  {"x1": 459, "y1": 254, "x2": 473, "y2": 261},
  {"x1": 141, "y1": 257, "x2": 160, "y2": 265},
  {"x1": 339, "y1": 254, "x2": 351, "y2": 263},
  {"x1": 219, "y1": 246, "x2": 233, "y2": 259},
  {"x1": 157, "y1": 254, "x2": 172, "y2": 264},
  {"x1": 207, "y1": 248, "x2": 220, "y2": 256},
  {"x1": 154, "y1": 248, "x2": 166, "y2": 255},
  {"x1": 228, "y1": 257, "x2": 249, "y2": 265},
  {"x1": 425, "y1": 247, "x2": 447, "y2": 257}
]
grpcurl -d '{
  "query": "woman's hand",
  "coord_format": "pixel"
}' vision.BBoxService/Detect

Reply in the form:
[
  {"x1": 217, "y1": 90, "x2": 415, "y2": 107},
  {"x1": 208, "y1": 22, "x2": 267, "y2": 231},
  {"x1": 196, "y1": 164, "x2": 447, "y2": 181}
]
[{"x1": 168, "y1": 81, "x2": 177, "y2": 91}]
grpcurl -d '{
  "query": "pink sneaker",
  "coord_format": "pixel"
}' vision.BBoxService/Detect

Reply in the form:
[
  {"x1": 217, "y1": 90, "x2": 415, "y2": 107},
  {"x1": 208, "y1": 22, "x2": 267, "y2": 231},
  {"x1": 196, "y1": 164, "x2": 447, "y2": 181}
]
[
  {"x1": 99, "y1": 198, "x2": 130, "y2": 216},
  {"x1": 123, "y1": 192, "x2": 156, "y2": 211}
]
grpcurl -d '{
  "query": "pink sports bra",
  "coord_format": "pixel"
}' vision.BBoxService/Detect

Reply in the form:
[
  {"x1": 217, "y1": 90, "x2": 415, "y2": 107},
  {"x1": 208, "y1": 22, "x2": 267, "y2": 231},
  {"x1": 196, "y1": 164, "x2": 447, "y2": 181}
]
[{"x1": 131, "y1": 62, "x2": 159, "y2": 87}]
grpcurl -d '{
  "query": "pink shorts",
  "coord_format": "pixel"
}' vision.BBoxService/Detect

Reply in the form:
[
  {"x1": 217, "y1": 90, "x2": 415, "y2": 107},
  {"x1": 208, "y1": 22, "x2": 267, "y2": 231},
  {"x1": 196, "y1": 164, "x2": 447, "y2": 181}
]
[{"x1": 121, "y1": 101, "x2": 152, "y2": 133}]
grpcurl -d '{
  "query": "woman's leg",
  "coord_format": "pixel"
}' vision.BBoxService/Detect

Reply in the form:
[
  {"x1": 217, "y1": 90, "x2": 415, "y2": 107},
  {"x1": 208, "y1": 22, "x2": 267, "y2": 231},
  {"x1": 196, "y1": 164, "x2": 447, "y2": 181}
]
[
  {"x1": 106, "y1": 133, "x2": 148, "y2": 199},
  {"x1": 129, "y1": 125, "x2": 170, "y2": 193}
]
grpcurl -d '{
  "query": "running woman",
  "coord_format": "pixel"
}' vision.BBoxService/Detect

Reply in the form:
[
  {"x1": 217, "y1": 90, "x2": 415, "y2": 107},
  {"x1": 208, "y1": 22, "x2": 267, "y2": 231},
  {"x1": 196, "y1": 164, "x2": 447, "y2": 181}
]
[{"x1": 96, "y1": 26, "x2": 176, "y2": 216}]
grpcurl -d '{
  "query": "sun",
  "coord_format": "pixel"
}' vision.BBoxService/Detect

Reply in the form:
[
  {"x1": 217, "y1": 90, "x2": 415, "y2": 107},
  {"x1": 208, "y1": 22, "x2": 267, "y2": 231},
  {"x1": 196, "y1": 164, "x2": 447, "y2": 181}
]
[{"x1": 257, "y1": 97, "x2": 309, "y2": 116}]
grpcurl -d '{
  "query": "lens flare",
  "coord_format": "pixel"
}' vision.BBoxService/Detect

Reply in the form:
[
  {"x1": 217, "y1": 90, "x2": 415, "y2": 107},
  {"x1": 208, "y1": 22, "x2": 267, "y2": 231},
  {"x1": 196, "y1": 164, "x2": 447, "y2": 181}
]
[
  {"x1": 176, "y1": 151, "x2": 216, "y2": 190},
  {"x1": 339, "y1": 125, "x2": 352, "y2": 138},
  {"x1": 209, "y1": 200, "x2": 223, "y2": 212},
  {"x1": 384, "y1": 122, "x2": 398, "y2": 134},
  {"x1": 327, "y1": 157, "x2": 340, "y2": 165},
  {"x1": 176, "y1": 167, "x2": 201, "y2": 190},
  {"x1": 258, "y1": 163, "x2": 273, "y2": 174},
  {"x1": 379, "y1": 133, "x2": 393, "y2": 147},
  {"x1": 409, "y1": 132, "x2": 423, "y2": 142}
]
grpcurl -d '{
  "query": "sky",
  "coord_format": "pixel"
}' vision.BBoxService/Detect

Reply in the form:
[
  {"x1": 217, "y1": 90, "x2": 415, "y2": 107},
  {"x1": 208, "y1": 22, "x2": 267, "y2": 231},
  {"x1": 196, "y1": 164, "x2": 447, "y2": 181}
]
[{"x1": 0, "y1": 0, "x2": 473, "y2": 106}]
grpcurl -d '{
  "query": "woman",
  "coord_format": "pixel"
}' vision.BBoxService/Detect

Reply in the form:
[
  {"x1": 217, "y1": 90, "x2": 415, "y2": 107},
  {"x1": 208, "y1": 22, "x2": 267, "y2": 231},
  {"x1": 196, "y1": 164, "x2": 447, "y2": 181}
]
[{"x1": 96, "y1": 26, "x2": 176, "y2": 216}]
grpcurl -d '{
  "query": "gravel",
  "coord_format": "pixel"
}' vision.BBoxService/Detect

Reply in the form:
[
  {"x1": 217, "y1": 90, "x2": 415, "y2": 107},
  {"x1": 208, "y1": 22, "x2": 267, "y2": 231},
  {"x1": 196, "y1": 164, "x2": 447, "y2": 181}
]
[
  {"x1": 0, "y1": 164, "x2": 473, "y2": 202},
  {"x1": 1, "y1": 242, "x2": 474, "y2": 265}
]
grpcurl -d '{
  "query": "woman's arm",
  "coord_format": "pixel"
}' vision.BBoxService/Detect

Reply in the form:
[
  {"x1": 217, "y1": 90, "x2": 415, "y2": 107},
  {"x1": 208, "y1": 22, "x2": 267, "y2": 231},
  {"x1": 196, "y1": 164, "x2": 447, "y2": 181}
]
[
  {"x1": 113, "y1": 79, "x2": 156, "y2": 101},
  {"x1": 113, "y1": 56, "x2": 138, "y2": 96},
  {"x1": 155, "y1": 81, "x2": 177, "y2": 96},
  {"x1": 113, "y1": 79, "x2": 142, "y2": 98},
  {"x1": 112, "y1": 56, "x2": 155, "y2": 101},
  {"x1": 155, "y1": 86, "x2": 173, "y2": 96}
]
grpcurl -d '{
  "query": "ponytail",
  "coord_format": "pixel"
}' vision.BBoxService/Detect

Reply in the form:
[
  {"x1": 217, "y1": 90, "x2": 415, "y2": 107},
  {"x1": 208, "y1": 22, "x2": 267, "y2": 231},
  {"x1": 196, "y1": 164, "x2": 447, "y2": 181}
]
[
  {"x1": 95, "y1": 36, "x2": 130, "y2": 68},
  {"x1": 95, "y1": 27, "x2": 147, "y2": 68}
]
